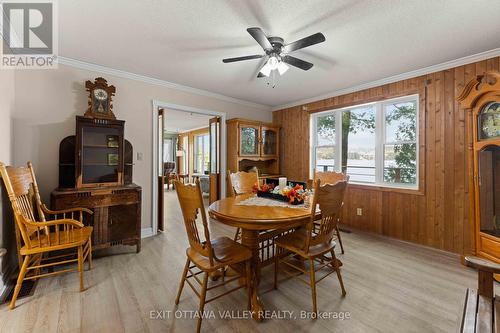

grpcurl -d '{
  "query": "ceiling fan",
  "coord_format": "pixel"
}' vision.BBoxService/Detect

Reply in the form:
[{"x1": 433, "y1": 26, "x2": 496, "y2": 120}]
[{"x1": 222, "y1": 27, "x2": 326, "y2": 78}]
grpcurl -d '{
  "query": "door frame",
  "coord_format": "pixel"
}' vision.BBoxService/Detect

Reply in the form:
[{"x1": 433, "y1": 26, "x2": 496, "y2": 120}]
[{"x1": 151, "y1": 100, "x2": 227, "y2": 236}]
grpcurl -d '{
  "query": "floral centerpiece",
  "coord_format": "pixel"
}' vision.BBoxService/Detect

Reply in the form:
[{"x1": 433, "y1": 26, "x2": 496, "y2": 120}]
[{"x1": 254, "y1": 182, "x2": 311, "y2": 205}]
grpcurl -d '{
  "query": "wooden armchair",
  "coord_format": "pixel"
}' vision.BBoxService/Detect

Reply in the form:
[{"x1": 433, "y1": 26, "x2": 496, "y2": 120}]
[
  {"x1": 310, "y1": 170, "x2": 349, "y2": 254},
  {"x1": 274, "y1": 179, "x2": 347, "y2": 313},
  {"x1": 461, "y1": 256, "x2": 500, "y2": 332},
  {"x1": 174, "y1": 180, "x2": 252, "y2": 333},
  {"x1": 0, "y1": 162, "x2": 93, "y2": 309}
]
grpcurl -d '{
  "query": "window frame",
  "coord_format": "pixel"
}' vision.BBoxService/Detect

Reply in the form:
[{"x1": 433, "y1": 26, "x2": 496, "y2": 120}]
[
  {"x1": 193, "y1": 133, "x2": 209, "y2": 174},
  {"x1": 310, "y1": 94, "x2": 419, "y2": 190}
]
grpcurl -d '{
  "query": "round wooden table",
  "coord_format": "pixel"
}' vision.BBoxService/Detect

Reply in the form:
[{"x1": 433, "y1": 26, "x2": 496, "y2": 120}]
[{"x1": 208, "y1": 194, "x2": 313, "y2": 321}]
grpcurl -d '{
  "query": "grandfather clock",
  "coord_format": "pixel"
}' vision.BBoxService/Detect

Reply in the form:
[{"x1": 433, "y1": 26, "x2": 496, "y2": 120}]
[{"x1": 458, "y1": 71, "x2": 500, "y2": 263}]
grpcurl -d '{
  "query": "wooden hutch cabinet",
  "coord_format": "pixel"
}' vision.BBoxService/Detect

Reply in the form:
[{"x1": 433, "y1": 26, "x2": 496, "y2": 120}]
[
  {"x1": 458, "y1": 72, "x2": 500, "y2": 263},
  {"x1": 51, "y1": 78, "x2": 142, "y2": 252},
  {"x1": 227, "y1": 118, "x2": 281, "y2": 192}
]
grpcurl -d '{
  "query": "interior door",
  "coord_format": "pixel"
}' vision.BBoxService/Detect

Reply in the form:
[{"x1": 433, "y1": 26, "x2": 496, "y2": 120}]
[
  {"x1": 209, "y1": 116, "x2": 221, "y2": 204},
  {"x1": 158, "y1": 108, "x2": 165, "y2": 232}
]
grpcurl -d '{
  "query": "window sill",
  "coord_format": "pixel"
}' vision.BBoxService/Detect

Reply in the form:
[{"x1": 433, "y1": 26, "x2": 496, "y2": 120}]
[{"x1": 347, "y1": 182, "x2": 424, "y2": 196}]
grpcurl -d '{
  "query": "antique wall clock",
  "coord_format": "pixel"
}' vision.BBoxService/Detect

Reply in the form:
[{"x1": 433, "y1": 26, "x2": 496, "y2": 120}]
[{"x1": 84, "y1": 77, "x2": 116, "y2": 119}]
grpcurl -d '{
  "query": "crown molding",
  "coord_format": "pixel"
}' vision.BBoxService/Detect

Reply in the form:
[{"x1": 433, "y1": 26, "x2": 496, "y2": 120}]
[
  {"x1": 271, "y1": 47, "x2": 500, "y2": 111},
  {"x1": 56, "y1": 56, "x2": 271, "y2": 110}
]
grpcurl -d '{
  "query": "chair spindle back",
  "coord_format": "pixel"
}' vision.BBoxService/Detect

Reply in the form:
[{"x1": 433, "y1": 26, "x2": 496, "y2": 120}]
[
  {"x1": 306, "y1": 179, "x2": 347, "y2": 250},
  {"x1": 174, "y1": 180, "x2": 214, "y2": 266},
  {"x1": 0, "y1": 162, "x2": 81, "y2": 250}
]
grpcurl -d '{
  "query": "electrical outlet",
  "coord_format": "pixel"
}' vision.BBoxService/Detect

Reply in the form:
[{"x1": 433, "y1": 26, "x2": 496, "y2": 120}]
[
  {"x1": 356, "y1": 208, "x2": 363, "y2": 216},
  {"x1": 137, "y1": 152, "x2": 143, "y2": 161}
]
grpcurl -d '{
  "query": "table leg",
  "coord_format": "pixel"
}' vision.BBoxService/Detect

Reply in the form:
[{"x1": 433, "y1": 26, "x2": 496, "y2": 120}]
[{"x1": 241, "y1": 229, "x2": 264, "y2": 321}]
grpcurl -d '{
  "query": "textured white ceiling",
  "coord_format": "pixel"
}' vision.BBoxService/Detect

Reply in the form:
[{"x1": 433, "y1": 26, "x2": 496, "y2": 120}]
[
  {"x1": 164, "y1": 109, "x2": 211, "y2": 133},
  {"x1": 59, "y1": 0, "x2": 500, "y2": 107}
]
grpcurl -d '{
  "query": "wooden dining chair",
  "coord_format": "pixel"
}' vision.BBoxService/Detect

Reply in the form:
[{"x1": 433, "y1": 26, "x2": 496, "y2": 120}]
[
  {"x1": 228, "y1": 169, "x2": 259, "y2": 196},
  {"x1": 311, "y1": 170, "x2": 349, "y2": 254},
  {"x1": 0, "y1": 162, "x2": 93, "y2": 309},
  {"x1": 274, "y1": 179, "x2": 347, "y2": 314},
  {"x1": 174, "y1": 180, "x2": 253, "y2": 333},
  {"x1": 227, "y1": 170, "x2": 259, "y2": 241}
]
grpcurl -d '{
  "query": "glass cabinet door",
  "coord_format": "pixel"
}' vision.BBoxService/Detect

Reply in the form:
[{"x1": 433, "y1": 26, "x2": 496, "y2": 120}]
[
  {"x1": 81, "y1": 125, "x2": 122, "y2": 185},
  {"x1": 478, "y1": 145, "x2": 500, "y2": 237},
  {"x1": 261, "y1": 126, "x2": 278, "y2": 157},
  {"x1": 239, "y1": 125, "x2": 260, "y2": 156}
]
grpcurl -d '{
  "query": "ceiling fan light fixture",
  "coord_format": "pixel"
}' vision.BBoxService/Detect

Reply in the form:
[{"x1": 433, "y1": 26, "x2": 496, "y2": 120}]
[
  {"x1": 267, "y1": 56, "x2": 279, "y2": 70},
  {"x1": 277, "y1": 61, "x2": 289, "y2": 75},
  {"x1": 259, "y1": 62, "x2": 272, "y2": 77}
]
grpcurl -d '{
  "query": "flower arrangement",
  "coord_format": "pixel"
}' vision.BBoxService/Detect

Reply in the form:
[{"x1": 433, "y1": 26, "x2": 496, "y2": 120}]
[{"x1": 255, "y1": 182, "x2": 311, "y2": 205}]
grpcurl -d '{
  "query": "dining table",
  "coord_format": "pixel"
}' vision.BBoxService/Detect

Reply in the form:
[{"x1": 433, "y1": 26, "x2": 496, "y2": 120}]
[{"x1": 208, "y1": 193, "x2": 317, "y2": 321}]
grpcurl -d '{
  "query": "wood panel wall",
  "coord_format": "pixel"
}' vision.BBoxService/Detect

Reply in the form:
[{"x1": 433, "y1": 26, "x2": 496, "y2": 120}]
[{"x1": 273, "y1": 56, "x2": 500, "y2": 255}]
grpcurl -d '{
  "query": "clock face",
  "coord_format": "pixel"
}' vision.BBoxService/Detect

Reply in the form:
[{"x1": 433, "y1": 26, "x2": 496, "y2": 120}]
[
  {"x1": 93, "y1": 88, "x2": 108, "y2": 101},
  {"x1": 479, "y1": 102, "x2": 500, "y2": 140}
]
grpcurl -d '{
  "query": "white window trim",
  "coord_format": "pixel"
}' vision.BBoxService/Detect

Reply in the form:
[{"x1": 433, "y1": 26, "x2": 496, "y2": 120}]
[{"x1": 310, "y1": 94, "x2": 419, "y2": 190}]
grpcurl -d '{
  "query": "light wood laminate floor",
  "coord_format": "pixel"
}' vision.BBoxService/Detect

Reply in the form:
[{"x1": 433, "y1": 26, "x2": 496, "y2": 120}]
[{"x1": 0, "y1": 191, "x2": 481, "y2": 332}]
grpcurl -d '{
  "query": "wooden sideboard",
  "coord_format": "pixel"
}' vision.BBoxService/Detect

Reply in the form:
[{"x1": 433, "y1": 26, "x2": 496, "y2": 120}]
[{"x1": 51, "y1": 184, "x2": 141, "y2": 252}]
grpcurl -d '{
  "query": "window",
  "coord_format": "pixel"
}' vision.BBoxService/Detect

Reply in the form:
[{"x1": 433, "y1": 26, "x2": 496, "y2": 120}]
[
  {"x1": 194, "y1": 134, "x2": 209, "y2": 174},
  {"x1": 311, "y1": 95, "x2": 419, "y2": 189}
]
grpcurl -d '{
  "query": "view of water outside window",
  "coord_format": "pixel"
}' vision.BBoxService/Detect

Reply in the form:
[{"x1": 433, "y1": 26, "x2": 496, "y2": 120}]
[
  {"x1": 384, "y1": 101, "x2": 417, "y2": 184},
  {"x1": 341, "y1": 106, "x2": 376, "y2": 183},
  {"x1": 313, "y1": 96, "x2": 417, "y2": 187}
]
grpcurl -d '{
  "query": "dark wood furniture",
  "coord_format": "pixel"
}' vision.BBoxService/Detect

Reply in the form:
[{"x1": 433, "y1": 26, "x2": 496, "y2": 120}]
[
  {"x1": 226, "y1": 118, "x2": 280, "y2": 194},
  {"x1": 274, "y1": 179, "x2": 347, "y2": 314},
  {"x1": 0, "y1": 162, "x2": 93, "y2": 309},
  {"x1": 461, "y1": 256, "x2": 500, "y2": 332},
  {"x1": 457, "y1": 72, "x2": 500, "y2": 267},
  {"x1": 208, "y1": 194, "x2": 317, "y2": 321},
  {"x1": 51, "y1": 185, "x2": 141, "y2": 252},
  {"x1": 51, "y1": 78, "x2": 141, "y2": 253},
  {"x1": 174, "y1": 180, "x2": 252, "y2": 333}
]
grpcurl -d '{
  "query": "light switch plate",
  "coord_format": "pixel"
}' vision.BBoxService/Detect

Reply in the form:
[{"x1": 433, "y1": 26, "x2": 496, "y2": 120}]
[{"x1": 356, "y1": 208, "x2": 363, "y2": 216}]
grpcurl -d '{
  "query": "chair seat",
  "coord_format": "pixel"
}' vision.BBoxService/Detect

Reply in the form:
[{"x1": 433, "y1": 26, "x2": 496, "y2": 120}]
[
  {"x1": 275, "y1": 228, "x2": 336, "y2": 258},
  {"x1": 187, "y1": 236, "x2": 252, "y2": 272},
  {"x1": 21, "y1": 226, "x2": 93, "y2": 255}
]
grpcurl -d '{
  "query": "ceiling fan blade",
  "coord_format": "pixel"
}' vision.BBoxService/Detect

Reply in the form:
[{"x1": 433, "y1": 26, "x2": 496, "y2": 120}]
[
  {"x1": 282, "y1": 55, "x2": 313, "y2": 70},
  {"x1": 283, "y1": 32, "x2": 325, "y2": 53},
  {"x1": 223, "y1": 54, "x2": 263, "y2": 63},
  {"x1": 247, "y1": 27, "x2": 272, "y2": 50}
]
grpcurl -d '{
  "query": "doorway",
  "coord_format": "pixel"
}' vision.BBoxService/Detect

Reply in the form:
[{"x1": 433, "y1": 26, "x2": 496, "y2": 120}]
[{"x1": 152, "y1": 101, "x2": 227, "y2": 235}]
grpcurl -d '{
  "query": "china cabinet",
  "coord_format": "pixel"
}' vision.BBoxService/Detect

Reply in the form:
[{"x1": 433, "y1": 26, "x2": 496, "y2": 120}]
[
  {"x1": 457, "y1": 71, "x2": 500, "y2": 264},
  {"x1": 51, "y1": 78, "x2": 142, "y2": 253},
  {"x1": 226, "y1": 119, "x2": 281, "y2": 193}
]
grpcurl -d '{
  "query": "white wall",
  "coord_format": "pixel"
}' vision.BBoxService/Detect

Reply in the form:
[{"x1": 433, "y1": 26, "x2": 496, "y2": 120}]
[
  {"x1": 0, "y1": 71, "x2": 14, "y2": 165},
  {"x1": 12, "y1": 64, "x2": 272, "y2": 229}
]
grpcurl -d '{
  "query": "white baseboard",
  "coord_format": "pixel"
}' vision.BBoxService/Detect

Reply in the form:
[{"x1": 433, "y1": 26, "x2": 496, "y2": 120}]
[{"x1": 141, "y1": 227, "x2": 154, "y2": 239}]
